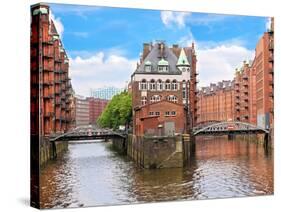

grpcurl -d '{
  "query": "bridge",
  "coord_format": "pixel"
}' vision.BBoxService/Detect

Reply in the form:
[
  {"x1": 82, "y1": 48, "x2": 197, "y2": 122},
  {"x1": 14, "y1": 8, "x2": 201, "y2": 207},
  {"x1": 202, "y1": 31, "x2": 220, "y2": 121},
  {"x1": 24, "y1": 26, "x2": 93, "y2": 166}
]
[
  {"x1": 50, "y1": 125, "x2": 127, "y2": 142},
  {"x1": 192, "y1": 121, "x2": 269, "y2": 136}
]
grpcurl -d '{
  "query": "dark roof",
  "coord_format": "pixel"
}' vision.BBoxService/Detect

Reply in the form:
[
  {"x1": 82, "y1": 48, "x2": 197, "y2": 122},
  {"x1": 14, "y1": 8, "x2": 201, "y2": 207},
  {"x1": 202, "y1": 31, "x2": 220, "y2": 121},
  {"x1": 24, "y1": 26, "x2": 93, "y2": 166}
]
[{"x1": 135, "y1": 42, "x2": 192, "y2": 75}]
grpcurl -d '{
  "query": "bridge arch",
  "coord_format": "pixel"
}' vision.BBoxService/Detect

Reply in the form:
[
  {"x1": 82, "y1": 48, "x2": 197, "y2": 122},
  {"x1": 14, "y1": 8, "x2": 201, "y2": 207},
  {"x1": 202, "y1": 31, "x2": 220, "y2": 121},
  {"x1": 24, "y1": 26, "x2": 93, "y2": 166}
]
[{"x1": 193, "y1": 121, "x2": 269, "y2": 136}]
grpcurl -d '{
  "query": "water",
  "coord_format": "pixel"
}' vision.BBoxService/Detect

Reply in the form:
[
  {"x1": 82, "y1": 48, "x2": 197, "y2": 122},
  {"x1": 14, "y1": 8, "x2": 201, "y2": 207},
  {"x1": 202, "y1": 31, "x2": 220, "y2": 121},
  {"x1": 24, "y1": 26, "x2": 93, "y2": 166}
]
[{"x1": 39, "y1": 137, "x2": 273, "y2": 208}]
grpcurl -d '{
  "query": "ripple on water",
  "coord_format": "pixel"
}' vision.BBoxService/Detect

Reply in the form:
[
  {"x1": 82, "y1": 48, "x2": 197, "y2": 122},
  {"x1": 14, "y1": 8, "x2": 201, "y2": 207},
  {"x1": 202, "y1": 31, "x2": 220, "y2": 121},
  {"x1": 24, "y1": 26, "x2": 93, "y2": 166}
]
[{"x1": 40, "y1": 138, "x2": 273, "y2": 208}]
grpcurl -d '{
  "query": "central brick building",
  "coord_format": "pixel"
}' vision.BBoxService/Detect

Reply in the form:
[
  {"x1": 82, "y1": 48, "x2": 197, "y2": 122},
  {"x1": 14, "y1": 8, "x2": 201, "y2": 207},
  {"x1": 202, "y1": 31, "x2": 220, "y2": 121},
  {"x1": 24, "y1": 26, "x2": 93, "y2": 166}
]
[{"x1": 131, "y1": 41, "x2": 197, "y2": 136}]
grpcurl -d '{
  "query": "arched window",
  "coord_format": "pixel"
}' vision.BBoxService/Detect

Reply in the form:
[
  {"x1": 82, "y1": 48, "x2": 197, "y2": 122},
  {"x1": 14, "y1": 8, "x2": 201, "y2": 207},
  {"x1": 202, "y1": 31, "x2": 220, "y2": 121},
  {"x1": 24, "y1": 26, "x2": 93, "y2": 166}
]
[
  {"x1": 167, "y1": 95, "x2": 178, "y2": 103},
  {"x1": 149, "y1": 79, "x2": 156, "y2": 90},
  {"x1": 171, "y1": 79, "x2": 178, "y2": 90},
  {"x1": 165, "y1": 79, "x2": 171, "y2": 90},
  {"x1": 140, "y1": 79, "x2": 147, "y2": 90},
  {"x1": 157, "y1": 79, "x2": 163, "y2": 91},
  {"x1": 150, "y1": 95, "x2": 161, "y2": 103},
  {"x1": 141, "y1": 96, "x2": 147, "y2": 105}
]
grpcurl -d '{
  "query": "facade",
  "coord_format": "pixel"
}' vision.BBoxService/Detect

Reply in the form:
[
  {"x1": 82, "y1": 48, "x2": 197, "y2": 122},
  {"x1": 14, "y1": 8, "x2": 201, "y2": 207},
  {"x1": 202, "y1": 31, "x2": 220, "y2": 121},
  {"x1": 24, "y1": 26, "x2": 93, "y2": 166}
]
[
  {"x1": 234, "y1": 61, "x2": 257, "y2": 124},
  {"x1": 131, "y1": 41, "x2": 198, "y2": 136},
  {"x1": 196, "y1": 18, "x2": 274, "y2": 129},
  {"x1": 74, "y1": 95, "x2": 90, "y2": 127},
  {"x1": 31, "y1": 3, "x2": 74, "y2": 136},
  {"x1": 196, "y1": 80, "x2": 235, "y2": 124},
  {"x1": 253, "y1": 18, "x2": 274, "y2": 129},
  {"x1": 87, "y1": 97, "x2": 109, "y2": 124},
  {"x1": 90, "y1": 86, "x2": 123, "y2": 100}
]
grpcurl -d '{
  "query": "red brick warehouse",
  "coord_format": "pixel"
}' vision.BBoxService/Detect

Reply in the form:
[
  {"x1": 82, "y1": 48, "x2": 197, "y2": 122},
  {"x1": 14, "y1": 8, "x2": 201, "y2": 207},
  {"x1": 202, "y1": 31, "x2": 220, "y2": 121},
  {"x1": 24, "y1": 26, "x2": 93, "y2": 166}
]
[{"x1": 31, "y1": 3, "x2": 75, "y2": 136}]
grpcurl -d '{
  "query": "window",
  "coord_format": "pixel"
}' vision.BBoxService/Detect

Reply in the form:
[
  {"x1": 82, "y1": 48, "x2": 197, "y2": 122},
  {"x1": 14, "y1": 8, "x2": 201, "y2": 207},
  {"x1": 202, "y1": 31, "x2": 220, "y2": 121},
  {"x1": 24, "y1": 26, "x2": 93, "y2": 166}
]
[
  {"x1": 150, "y1": 95, "x2": 161, "y2": 103},
  {"x1": 183, "y1": 89, "x2": 186, "y2": 99},
  {"x1": 157, "y1": 79, "x2": 163, "y2": 91},
  {"x1": 182, "y1": 80, "x2": 186, "y2": 88},
  {"x1": 145, "y1": 65, "x2": 151, "y2": 72},
  {"x1": 140, "y1": 79, "x2": 147, "y2": 90},
  {"x1": 171, "y1": 111, "x2": 176, "y2": 116},
  {"x1": 172, "y1": 80, "x2": 178, "y2": 90},
  {"x1": 165, "y1": 80, "x2": 171, "y2": 90},
  {"x1": 141, "y1": 96, "x2": 147, "y2": 105},
  {"x1": 149, "y1": 111, "x2": 154, "y2": 116},
  {"x1": 158, "y1": 66, "x2": 168, "y2": 72},
  {"x1": 149, "y1": 79, "x2": 156, "y2": 90},
  {"x1": 155, "y1": 112, "x2": 160, "y2": 116},
  {"x1": 167, "y1": 95, "x2": 178, "y2": 103},
  {"x1": 165, "y1": 111, "x2": 170, "y2": 116}
]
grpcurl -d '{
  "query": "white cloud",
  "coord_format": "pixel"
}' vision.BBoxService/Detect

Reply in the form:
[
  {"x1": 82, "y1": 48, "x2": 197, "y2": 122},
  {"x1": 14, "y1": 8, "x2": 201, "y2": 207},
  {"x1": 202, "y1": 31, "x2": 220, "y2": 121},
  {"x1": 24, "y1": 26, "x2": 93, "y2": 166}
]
[
  {"x1": 49, "y1": 10, "x2": 64, "y2": 38},
  {"x1": 161, "y1": 11, "x2": 191, "y2": 28},
  {"x1": 161, "y1": 12, "x2": 228, "y2": 29},
  {"x1": 265, "y1": 17, "x2": 271, "y2": 31},
  {"x1": 69, "y1": 52, "x2": 137, "y2": 96},
  {"x1": 71, "y1": 32, "x2": 89, "y2": 38},
  {"x1": 178, "y1": 30, "x2": 254, "y2": 87},
  {"x1": 178, "y1": 28, "x2": 195, "y2": 46},
  {"x1": 197, "y1": 45, "x2": 254, "y2": 87}
]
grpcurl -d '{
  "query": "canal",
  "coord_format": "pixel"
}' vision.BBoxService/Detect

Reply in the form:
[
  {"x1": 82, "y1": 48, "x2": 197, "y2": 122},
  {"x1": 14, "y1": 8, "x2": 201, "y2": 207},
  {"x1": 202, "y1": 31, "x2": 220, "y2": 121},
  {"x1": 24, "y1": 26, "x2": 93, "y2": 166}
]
[{"x1": 40, "y1": 136, "x2": 273, "y2": 208}]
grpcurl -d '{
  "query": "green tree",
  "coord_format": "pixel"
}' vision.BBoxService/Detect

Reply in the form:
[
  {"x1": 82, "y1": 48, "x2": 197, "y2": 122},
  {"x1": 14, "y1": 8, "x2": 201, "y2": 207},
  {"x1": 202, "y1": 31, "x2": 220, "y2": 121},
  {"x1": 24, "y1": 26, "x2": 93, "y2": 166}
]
[{"x1": 97, "y1": 91, "x2": 132, "y2": 130}]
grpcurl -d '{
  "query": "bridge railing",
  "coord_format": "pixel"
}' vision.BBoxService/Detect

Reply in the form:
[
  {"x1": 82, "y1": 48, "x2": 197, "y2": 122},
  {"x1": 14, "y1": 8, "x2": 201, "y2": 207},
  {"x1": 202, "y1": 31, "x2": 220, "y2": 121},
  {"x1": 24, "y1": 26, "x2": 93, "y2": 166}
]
[{"x1": 192, "y1": 121, "x2": 269, "y2": 136}]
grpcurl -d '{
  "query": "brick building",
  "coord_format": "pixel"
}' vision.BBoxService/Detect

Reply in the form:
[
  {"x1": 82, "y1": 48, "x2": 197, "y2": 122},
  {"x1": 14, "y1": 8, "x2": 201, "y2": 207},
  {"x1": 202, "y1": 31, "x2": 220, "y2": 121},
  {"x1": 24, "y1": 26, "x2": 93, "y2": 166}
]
[
  {"x1": 234, "y1": 61, "x2": 257, "y2": 124},
  {"x1": 131, "y1": 41, "x2": 198, "y2": 136},
  {"x1": 253, "y1": 18, "x2": 274, "y2": 129},
  {"x1": 195, "y1": 18, "x2": 274, "y2": 129},
  {"x1": 196, "y1": 80, "x2": 235, "y2": 124},
  {"x1": 87, "y1": 97, "x2": 109, "y2": 125},
  {"x1": 31, "y1": 3, "x2": 74, "y2": 136},
  {"x1": 74, "y1": 95, "x2": 90, "y2": 127}
]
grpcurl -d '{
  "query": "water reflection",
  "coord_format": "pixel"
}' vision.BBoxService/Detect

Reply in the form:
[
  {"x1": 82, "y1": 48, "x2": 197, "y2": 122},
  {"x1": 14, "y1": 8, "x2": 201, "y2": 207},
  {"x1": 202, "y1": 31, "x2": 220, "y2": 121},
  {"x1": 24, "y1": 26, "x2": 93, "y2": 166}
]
[{"x1": 40, "y1": 136, "x2": 273, "y2": 208}]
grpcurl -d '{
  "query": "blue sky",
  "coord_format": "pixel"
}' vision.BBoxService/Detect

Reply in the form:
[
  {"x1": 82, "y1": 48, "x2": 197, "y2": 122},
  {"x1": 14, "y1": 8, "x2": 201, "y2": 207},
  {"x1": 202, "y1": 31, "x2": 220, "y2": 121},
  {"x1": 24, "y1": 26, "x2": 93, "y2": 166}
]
[{"x1": 49, "y1": 3, "x2": 270, "y2": 96}]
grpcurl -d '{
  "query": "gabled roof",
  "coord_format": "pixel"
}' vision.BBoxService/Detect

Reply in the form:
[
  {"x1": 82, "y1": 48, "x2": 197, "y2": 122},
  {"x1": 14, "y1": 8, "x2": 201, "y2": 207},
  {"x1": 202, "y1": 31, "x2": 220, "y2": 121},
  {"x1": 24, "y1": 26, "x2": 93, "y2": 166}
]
[
  {"x1": 135, "y1": 42, "x2": 181, "y2": 75},
  {"x1": 177, "y1": 48, "x2": 190, "y2": 66}
]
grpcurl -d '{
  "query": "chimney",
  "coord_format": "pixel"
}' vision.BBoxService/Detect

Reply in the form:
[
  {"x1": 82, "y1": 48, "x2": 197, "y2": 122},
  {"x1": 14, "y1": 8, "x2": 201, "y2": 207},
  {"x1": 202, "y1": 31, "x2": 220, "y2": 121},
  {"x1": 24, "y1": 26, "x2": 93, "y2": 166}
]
[
  {"x1": 192, "y1": 42, "x2": 195, "y2": 49},
  {"x1": 142, "y1": 43, "x2": 150, "y2": 60}
]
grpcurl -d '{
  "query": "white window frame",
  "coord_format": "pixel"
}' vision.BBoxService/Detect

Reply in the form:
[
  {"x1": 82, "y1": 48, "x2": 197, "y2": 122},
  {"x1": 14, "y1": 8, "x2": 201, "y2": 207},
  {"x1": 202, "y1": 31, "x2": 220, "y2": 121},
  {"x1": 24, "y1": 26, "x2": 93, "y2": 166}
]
[{"x1": 141, "y1": 96, "x2": 147, "y2": 105}]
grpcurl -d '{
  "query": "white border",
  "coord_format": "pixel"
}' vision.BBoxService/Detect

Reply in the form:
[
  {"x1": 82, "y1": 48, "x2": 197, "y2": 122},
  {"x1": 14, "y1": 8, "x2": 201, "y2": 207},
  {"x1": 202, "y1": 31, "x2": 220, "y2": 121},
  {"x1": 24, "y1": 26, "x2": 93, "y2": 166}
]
[{"x1": 0, "y1": 0, "x2": 280, "y2": 212}]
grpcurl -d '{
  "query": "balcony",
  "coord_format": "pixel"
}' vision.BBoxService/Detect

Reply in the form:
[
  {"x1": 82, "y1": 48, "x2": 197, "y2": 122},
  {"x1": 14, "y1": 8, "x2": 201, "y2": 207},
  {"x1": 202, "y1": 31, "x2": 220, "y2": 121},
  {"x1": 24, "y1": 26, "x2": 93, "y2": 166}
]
[
  {"x1": 43, "y1": 94, "x2": 54, "y2": 99},
  {"x1": 54, "y1": 70, "x2": 62, "y2": 74},
  {"x1": 242, "y1": 75, "x2": 248, "y2": 80},
  {"x1": 43, "y1": 53, "x2": 53, "y2": 59},
  {"x1": 269, "y1": 54, "x2": 274, "y2": 63},
  {"x1": 269, "y1": 79, "x2": 274, "y2": 87},
  {"x1": 269, "y1": 67, "x2": 274, "y2": 75},
  {"x1": 44, "y1": 112, "x2": 53, "y2": 118},
  {"x1": 42, "y1": 40, "x2": 53, "y2": 45},
  {"x1": 269, "y1": 42, "x2": 274, "y2": 51}
]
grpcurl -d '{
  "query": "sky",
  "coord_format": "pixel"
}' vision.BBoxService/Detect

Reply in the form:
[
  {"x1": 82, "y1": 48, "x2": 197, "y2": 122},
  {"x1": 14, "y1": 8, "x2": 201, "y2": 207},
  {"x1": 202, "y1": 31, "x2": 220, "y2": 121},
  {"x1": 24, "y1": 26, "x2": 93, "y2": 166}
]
[{"x1": 49, "y1": 3, "x2": 270, "y2": 96}]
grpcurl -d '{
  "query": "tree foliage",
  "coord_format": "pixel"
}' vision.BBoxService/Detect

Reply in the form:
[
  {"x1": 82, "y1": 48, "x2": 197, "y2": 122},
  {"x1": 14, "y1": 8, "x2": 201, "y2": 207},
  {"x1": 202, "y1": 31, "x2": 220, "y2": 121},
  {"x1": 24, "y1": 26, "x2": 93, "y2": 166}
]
[{"x1": 97, "y1": 91, "x2": 132, "y2": 130}]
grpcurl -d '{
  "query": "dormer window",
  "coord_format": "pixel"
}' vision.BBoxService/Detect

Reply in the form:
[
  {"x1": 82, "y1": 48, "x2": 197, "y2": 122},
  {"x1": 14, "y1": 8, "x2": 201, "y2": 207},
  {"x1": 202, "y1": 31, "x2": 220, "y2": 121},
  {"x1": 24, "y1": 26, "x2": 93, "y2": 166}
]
[
  {"x1": 144, "y1": 60, "x2": 152, "y2": 72},
  {"x1": 158, "y1": 58, "x2": 169, "y2": 72}
]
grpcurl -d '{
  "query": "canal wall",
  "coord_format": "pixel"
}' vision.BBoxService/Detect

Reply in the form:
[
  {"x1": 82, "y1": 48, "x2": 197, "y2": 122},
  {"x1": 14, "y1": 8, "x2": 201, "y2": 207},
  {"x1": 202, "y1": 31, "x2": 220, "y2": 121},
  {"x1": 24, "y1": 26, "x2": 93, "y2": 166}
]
[
  {"x1": 111, "y1": 137, "x2": 127, "y2": 154},
  {"x1": 125, "y1": 134, "x2": 194, "y2": 169},
  {"x1": 40, "y1": 137, "x2": 68, "y2": 166}
]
